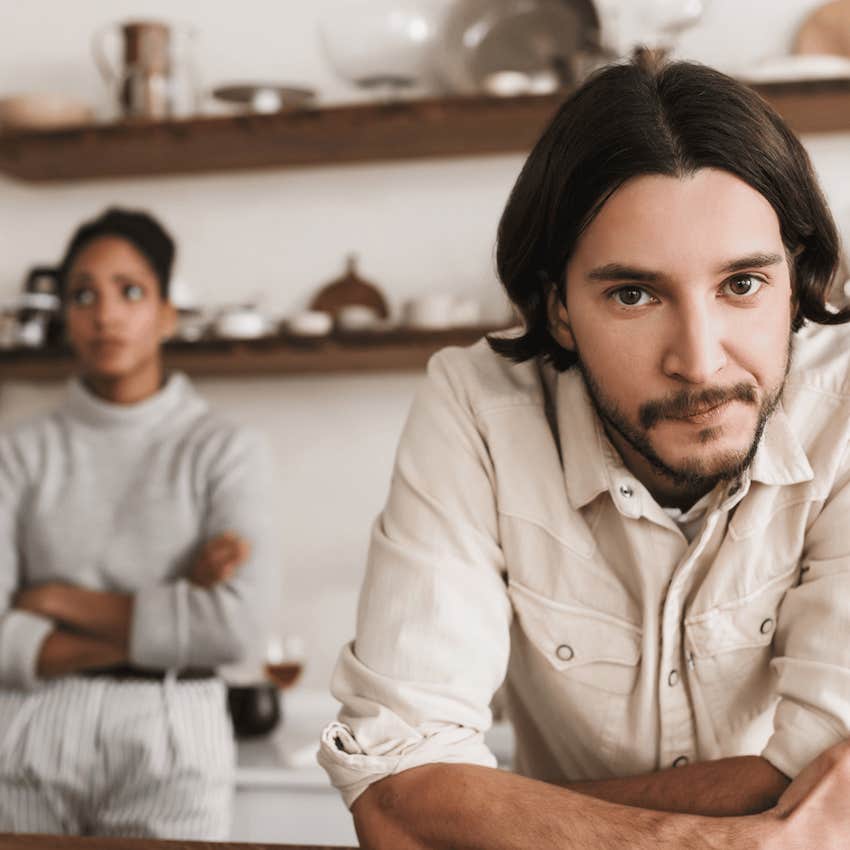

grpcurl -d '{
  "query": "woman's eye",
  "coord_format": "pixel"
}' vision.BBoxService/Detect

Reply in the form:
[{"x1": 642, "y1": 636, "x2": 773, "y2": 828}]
[
  {"x1": 611, "y1": 286, "x2": 653, "y2": 307},
  {"x1": 70, "y1": 288, "x2": 96, "y2": 307},
  {"x1": 724, "y1": 275, "x2": 764, "y2": 297},
  {"x1": 123, "y1": 283, "x2": 145, "y2": 301}
]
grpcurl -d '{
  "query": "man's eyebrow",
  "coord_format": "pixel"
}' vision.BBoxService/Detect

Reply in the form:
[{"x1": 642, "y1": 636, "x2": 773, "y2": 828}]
[
  {"x1": 716, "y1": 252, "x2": 784, "y2": 274},
  {"x1": 585, "y1": 252, "x2": 785, "y2": 283},
  {"x1": 586, "y1": 264, "x2": 661, "y2": 283}
]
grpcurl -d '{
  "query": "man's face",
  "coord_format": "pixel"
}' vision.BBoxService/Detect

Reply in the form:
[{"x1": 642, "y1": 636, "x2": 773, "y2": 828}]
[{"x1": 550, "y1": 168, "x2": 794, "y2": 506}]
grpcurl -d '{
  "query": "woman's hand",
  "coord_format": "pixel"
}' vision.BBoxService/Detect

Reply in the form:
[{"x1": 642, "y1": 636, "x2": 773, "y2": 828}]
[
  {"x1": 15, "y1": 583, "x2": 132, "y2": 647},
  {"x1": 189, "y1": 531, "x2": 251, "y2": 588},
  {"x1": 13, "y1": 582, "x2": 64, "y2": 619}
]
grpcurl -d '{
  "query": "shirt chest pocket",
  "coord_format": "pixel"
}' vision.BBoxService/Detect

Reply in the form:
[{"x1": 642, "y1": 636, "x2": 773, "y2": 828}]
[
  {"x1": 508, "y1": 579, "x2": 643, "y2": 695},
  {"x1": 684, "y1": 570, "x2": 795, "y2": 686}
]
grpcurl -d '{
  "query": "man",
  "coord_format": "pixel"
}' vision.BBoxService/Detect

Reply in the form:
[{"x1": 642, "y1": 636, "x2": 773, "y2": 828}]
[{"x1": 319, "y1": 57, "x2": 850, "y2": 848}]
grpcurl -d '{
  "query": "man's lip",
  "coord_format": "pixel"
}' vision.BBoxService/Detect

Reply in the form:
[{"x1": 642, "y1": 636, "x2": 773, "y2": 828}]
[{"x1": 671, "y1": 400, "x2": 733, "y2": 424}]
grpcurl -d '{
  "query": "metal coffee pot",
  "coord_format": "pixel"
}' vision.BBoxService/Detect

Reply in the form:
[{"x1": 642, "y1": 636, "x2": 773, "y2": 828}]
[{"x1": 92, "y1": 19, "x2": 200, "y2": 120}]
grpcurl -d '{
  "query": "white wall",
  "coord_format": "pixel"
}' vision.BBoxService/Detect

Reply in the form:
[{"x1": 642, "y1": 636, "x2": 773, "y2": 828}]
[{"x1": 1, "y1": 0, "x2": 848, "y2": 689}]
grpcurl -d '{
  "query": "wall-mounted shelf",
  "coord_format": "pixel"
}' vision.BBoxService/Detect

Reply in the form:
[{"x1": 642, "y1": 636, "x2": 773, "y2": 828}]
[
  {"x1": 0, "y1": 326, "x2": 505, "y2": 382},
  {"x1": 1, "y1": 79, "x2": 848, "y2": 183}
]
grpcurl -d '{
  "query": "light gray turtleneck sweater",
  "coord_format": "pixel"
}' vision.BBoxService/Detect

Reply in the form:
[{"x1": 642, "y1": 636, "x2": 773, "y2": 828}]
[{"x1": 0, "y1": 373, "x2": 276, "y2": 690}]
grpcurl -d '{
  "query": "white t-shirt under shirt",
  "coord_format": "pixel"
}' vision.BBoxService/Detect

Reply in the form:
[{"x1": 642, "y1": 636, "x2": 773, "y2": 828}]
[{"x1": 663, "y1": 491, "x2": 715, "y2": 543}]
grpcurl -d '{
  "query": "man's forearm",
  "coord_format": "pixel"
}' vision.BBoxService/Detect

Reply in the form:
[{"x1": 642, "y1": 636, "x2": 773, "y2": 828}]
[
  {"x1": 564, "y1": 755, "x2": 790, "y2": 816},
  {"x1": 353, "y1": 763, "x2": 761, "y2": 850},
  {"x1": 37, "y1": 629, "x2": 128, "y2": 678}
]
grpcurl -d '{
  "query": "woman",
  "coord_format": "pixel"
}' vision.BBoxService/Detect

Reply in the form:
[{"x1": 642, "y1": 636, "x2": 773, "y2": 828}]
[{"x1": 0, "y1": 208, "x2": 275, "y2": 838}]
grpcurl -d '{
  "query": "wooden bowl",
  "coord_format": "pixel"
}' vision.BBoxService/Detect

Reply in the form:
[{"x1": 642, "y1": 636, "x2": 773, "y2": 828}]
[{"x1": 0, "y1": 93, "x2": 94, "y2": 132}]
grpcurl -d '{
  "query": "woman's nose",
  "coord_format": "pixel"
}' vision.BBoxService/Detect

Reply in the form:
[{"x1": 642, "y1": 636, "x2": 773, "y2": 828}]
[{"x1": 92, "y1": 294, "x2": 121, "y2": 328}]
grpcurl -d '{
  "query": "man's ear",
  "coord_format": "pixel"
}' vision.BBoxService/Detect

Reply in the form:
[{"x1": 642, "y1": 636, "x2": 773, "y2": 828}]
[{"x1": 546, "y1": 285, "x2": 576, "y2": 351}]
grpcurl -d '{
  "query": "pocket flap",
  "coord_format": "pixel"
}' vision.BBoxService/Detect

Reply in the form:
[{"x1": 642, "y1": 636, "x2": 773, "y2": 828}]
[
  {"x1": 685, "y1": 572, "x2": 793, "y2": 658},
  {"x1": 508, "y1": 579, "x2": 642, "y2": 671}
]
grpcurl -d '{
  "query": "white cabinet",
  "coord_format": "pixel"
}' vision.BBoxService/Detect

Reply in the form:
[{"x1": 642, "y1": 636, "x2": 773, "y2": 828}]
[
  {"x1": 230, "y1": 690, "x2": 357, "y2": 845},
  {"x1": 232, "y1": 784, "x2": 357, "y2": 846}
]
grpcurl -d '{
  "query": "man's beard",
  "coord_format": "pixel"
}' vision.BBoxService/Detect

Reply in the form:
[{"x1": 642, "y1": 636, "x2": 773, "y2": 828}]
[{"x1": 574, "y1": 338, "x2": 792, "y2": 496}]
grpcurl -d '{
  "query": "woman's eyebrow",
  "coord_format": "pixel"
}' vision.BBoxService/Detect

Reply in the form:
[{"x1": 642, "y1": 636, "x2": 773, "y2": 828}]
[{"x1": 111, "y1": 272, "x2": 143, "y2": 285}]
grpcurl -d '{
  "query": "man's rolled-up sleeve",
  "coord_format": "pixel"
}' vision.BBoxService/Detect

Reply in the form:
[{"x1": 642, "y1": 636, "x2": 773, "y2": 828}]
[
  {"x1": 762, "y1": 443, "x2": 850, "y2": 778},
  {"x1": 318, "y1": 350, "x2": 513, "y2": 808}
]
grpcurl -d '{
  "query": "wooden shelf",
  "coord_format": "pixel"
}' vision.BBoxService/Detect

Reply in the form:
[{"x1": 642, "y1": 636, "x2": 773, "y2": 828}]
[
  {"x1": 1, "y1": 79, "x2": 847, "y2": 183},
  {"x1": 0, "y1": 93, "x2": 561, "y2": 183},
  {"x1": 0, "y1": 326, "x2": 502, "y2": 382}
]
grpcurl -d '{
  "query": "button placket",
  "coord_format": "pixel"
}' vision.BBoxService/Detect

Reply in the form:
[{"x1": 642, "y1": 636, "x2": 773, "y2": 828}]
[{"x1": 659, "y1": 512, "x2": 720, "y2": 771}]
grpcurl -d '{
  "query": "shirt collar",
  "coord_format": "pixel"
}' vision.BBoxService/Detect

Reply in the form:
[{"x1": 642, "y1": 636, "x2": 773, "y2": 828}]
[
  {"x1": 554, "y1": 369, "x2": 814, "y2": 512},
  {"x1": 749, "y1": 402, "x2": 814, "y2": 486}
]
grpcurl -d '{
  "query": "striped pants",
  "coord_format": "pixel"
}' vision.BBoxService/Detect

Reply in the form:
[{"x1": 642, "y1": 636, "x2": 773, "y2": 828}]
[{"x1": 0, "y1": 675, "x2": 235, "y2": 838}]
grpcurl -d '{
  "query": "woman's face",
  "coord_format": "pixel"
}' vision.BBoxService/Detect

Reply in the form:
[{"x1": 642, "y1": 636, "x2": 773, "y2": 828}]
[{"x1": 64, "y1": 236, "x2": 175, "y2": 383}]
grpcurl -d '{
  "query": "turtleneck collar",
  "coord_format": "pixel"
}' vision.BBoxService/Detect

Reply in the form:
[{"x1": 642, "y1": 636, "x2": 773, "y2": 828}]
[{"x1": 63, "y1": 372, "x2": 197, "y2": 429}]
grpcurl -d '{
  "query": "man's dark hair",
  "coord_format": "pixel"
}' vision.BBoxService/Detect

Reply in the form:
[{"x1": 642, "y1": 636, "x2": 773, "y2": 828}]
[
  {"x1": 490, "y1": 56, "x2": 850, "y2": 371},
  {"x1": 57, "y1": 207, "x2": 175, "y2": 301}
]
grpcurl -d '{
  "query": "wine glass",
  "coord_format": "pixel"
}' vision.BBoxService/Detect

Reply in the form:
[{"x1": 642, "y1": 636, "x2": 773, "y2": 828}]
[
  {"x1": 264, "y1": 634, "x2": 305, "y2": 690},
  {"x1": 317, "y1": 0, "x2": 445, "y2": 102}
]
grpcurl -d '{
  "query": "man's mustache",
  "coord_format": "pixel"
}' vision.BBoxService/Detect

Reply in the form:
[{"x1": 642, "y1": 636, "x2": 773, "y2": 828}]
[{"x1": 639, "y1": 383, "x2": 759, "y2": 429}]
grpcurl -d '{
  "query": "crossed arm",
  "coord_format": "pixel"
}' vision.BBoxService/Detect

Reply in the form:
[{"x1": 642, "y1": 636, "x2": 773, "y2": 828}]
[
  {"x1": 13, "y1": 532, "x2": 251, "y2": 678},
  {"x1": 351, "y1": 742, "x2": 850, "y2": 850}
]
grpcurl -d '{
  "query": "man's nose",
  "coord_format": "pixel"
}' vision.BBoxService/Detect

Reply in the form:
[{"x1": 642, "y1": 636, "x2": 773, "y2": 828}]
[{"x1": 661, "y1": 301, "x2": 726, "y2": 384}]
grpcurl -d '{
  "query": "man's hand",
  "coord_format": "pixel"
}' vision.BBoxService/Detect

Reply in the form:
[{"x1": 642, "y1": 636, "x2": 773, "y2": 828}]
[
  {"x1": 189, "y1": 531, "x2": 251, "y2": 588},
  {"x1": 760, "y1": 739, "x2": 850, "y2": 848}
]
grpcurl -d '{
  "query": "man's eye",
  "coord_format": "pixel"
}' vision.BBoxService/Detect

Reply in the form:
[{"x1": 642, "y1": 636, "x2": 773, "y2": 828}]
[
  {"x1": 611, "y1": 286, "x2": 652, "y2": 307},
  {"x1": 124, "y1": 284, "x2": 145, "y2": 301},
  {"x1": 724, "y1": 275, "x2": 764, "y2": 297},
  {"x1": 70, "y1": 288, "x2": 96, "y2": 307}
]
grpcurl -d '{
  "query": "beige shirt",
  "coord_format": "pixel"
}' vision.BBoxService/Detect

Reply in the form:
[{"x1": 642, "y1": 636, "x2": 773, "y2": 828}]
[{"x1": 319, "y1": 323, "x2": 850, "y2": 809}]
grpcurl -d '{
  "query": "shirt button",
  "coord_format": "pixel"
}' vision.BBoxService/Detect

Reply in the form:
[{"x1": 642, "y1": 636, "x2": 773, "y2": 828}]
[
  {"x1": 687, "y1": 652, "x2": 696, "y2": 671},
  {"x1": 760, "y1": 618, "x2": 774, "y2": 635},
  {"x1": 667, "y1": 669, "x2": 679, "y2": 687},
  {"x1": 619, "y1": 483, "x2": 634, "y2": 498},
  {"x1": 673, "y1": 755, "x2": 689, "y2": 768},
  {"x1": 556, "y1": 644, "x2": 574, "y2": 662}
]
